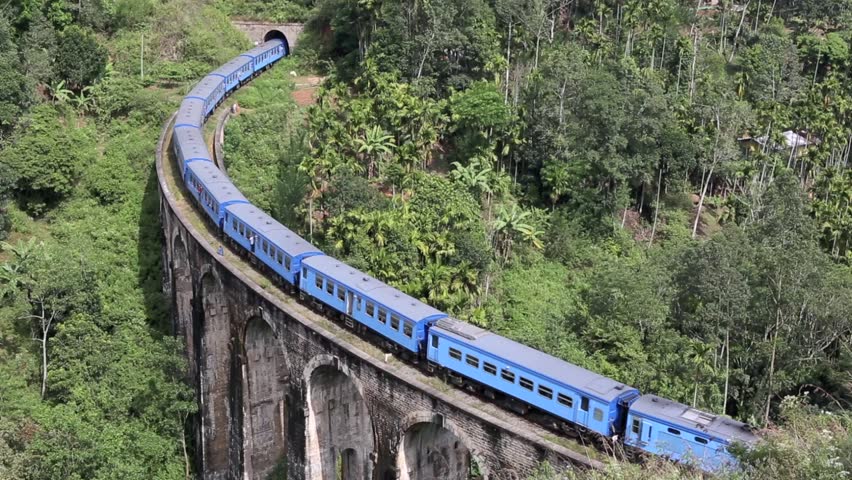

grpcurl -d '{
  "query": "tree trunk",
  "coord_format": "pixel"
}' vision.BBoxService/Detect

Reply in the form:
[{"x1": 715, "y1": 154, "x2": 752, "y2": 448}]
[
  {"x1": 505, "y1": 22, "x2": 513, "y2": 104},
  {"x1": 648, "y1": 168, "x2": 663, "y2": 247},
  {"x1": 723, "y1": 328, "x2": 730, "y2": 413},
  {"x1": 729, "y1": 0, "x2": 750, "y2": 62},
  {"x1": 765, "y1": 312, "x2": 780, "y2": 425},
  {"x1": 692, "y1": 161, "x2": 715, "y2": 238}
]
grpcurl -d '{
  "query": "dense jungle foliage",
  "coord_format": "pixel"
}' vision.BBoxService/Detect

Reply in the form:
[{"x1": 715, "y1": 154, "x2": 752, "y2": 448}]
[{"x1": 0, "y1": 0, "x2": 850, "y2": 479}]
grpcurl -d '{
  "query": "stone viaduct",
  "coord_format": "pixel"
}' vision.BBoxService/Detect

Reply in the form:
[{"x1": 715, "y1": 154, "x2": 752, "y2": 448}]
[{"x1": 157, "y1": 25, "x2": 600, "y2": 480}]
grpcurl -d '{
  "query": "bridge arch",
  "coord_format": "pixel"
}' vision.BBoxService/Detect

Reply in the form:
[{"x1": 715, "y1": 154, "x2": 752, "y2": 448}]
[
  {"x1": 170, "y1": 233, "x2": 193, "y2": 346},
  {"x1": 303, "y1": 355, "x2": 375, "y2": 480},
  {"x1": 243, "y1": 316, "x2": 291, "y2": 479},
  {"x1": 396, "y1": 411, "x2": 486, "y2": 480},
  {"x1": 197, "y1": 271, "x2": 237, "y2": 476}
]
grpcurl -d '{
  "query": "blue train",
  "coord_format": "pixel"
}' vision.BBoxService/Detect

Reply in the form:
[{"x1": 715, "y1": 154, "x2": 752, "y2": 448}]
[{"x1": 170, "y1": 37, "x2": 759, "y2": 474}]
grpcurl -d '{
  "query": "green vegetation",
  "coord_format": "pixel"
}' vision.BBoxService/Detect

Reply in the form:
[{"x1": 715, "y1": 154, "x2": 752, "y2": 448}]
[
  {"x1": 0, "y1": 0, "x2": 249, "y2": 477},
  {"x1": 1, "y1": 0, "x2": 851, "y2": 478}
]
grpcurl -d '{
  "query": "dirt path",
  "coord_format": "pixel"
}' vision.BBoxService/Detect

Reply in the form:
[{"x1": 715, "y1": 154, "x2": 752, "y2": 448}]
[{"x1": 291, "y1": 75, "x2": 323, "y2": 107}]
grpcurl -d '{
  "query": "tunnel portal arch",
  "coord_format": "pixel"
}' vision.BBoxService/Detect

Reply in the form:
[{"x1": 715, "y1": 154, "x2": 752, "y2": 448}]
[{"x1": 263, "y1": 30, "x2": 291, "y2": 54}]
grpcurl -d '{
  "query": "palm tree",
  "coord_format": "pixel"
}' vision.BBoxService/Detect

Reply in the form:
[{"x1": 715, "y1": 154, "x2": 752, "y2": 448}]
[
  {"x1": 355, "y1": 126, "x2": 395, "y2": 178},
  {"x1": 71, "y1": 86, "x2": 95, "y2": 113},
  {"x1": 689, "y1": 341, "x2": 715, "y2": 408},
  {"x1": 48, "y1": 80, "x2": 72, "y2": 105},
  {"x1": 492, "y1": 204, "x2": 539, "y2": 262}
]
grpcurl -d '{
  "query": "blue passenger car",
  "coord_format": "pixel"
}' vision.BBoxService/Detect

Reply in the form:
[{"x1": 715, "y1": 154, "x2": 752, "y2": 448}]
[
  {"x1": 624, "y1": 395, "x2": 757, "y2": 473},
  {"x1": 176, "y1": 98, "x2": 204, "y2": 129},
  {"x1": 300, "y1": 256, "x2": 447, "y2": 353},
  {"x1": 172, "y1": 126, "x2": 211, "y2": 178},
  {"x1": 244, "y1": 39, "x2": 287, "y2": 73},
  {"x1": 210, "y1": 55, "x2": 254, "y2": 93},
  {"x1": 187, "y1": 75, "x2": 226, "y2": 117},
  {"x1": 428, "y1": 318, "x2": 640, "y2": 437},
  {"x1": 224, "y1": 203, "x2": 322, "y2": 286},
  {"x1": 184, "y1": 161, "x2": 248, "y2": 226}
]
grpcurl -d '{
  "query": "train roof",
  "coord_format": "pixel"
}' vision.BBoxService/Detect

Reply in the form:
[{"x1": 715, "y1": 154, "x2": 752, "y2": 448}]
[
  {"x1": 188, "y1": 75, "x2": 223, "y2": 100},
  {"x1": 176, "y1": 98, "x2": 204, "y2": 128},
  {"x1": 211, "y1": 55, "x2": 252, "y2": 77},
  {"x1": 173, "y1": 127, "x2": 210, "y2": 160},
  {"x1": 432, "y1": 318, "x2": 637, "y2": 403},
  {"x1": 226, "y1": 203, "x2": 321, "y2": 258},
  {"x1": 303, "y1": 256, "x2": 447, "y2": 323},
  {"x1": 630, "y1": 395, "x2": 758, "y2": 445},
  {"x1": 186, "y1": 162, "x2": 247, "y2": 205},
  {"x1": 244, "y1": 39, "x2": 284, "y2": 58}
]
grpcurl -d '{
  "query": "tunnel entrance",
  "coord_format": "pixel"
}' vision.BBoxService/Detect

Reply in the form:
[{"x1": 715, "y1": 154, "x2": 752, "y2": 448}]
[{"x1": 263, "y1": 30, "x2": 290, "y2": 54}]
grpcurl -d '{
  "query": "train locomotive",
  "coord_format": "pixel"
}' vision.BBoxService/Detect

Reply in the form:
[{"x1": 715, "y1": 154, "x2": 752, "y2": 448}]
[{"x1": 170, "y1": 37, "x2": 759, "y2": 474}]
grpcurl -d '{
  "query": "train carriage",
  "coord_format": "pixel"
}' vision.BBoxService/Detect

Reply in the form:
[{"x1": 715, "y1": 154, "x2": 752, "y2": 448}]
[
  {"x1": 244, "y1": 38, "x2": 287, "y2": 73},
  {"x1": 300, "y1": 256, "x2": 447, "y2": 354},
  {"x1": 172, "y1": 126, "x2": 211, "y2": 178},
  {"x1": 176, "y1": 97, "x2": 204, "y2": 129},
  {"x1": 187, "y1": 75, "x2": 226, "y2": 118},
  {"x1": 428, "y1": 318, "x2": 640, "y2": 438},
  {"x1": 210, "y1": 55, "x2": 254, "y2": 93},
  {"x1": 624, "y1": 395, "x2": 758, "y2": 473},
  {"x1": 224, "y1": 203, "x2": 322, "y2": 286},
  {"x1": 184, "y1": 161, "x2": 248, "y2": 226}
]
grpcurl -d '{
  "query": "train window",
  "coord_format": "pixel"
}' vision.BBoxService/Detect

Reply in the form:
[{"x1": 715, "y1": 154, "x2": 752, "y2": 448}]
[
  {"x1": 557, "y1": 393, "x2": 573, "y2": 408},
  {"x1": 431, "y1": 335, "x2": 438, "y2": 348},
  {"x1": 465, "y1": 354, "x2": 479, "y2": 368},
  {"x1": 483, "y1": 362, "x2": 497, "y2": 375},
  {"x1": 519, "y1": 377, "x2": 534, "y2": 391},
  {"x1": 631, "y1": 418, "x2": 641, "y2": 435},
  {"x1": 390, "y1": 315, "x2": 400, "y2": 330},
  {"x1": 449, "y1": 348, "x2": 462, "y2": 360},
  {"x1": 232, "y1": 218, "x2": 238, "y2": 230},
  {"x1": 694, "y1": 437, "x2": 708, "y2": 445},
  {"x1": 262, "y1": 240, "x2": 268, "y2": 254},
  {"x1": 325, "y1": 280, "x2": 334, "y2": 295},
  {"x1": 366, "y1": 302, "x2": 375, "y2": 317},
  {"x1": 315, "y1": 275, "x2": 323, "y2": 289},
  {"x1": 580, "y1": 397, "x2": 589, "y2": 412},
  {"x1": 284, "y1": 256, "x2": 291, "y2": 270},
  {"x1": 593, "y1": 408, "x2": 603, "y2": 422},
  {"x1": 302, "y1": 267, "x2": 308, "y2": 278},
  {"x1": 336, "y1": 286, "x2": 345, "y2": 301},
  {"x1": 277, "y1": 251, "x2": 283, "y2": 265},
  {"x1": 403, "y1": 322, "x2": 413, "y2": 338},
  {"x1": 501, "y1": 369, "x2": 515, "y2": 383},
  {"x1": 538, "y1": 385, "x2": 553, "y2": 399},
  {"x1": 239, "y1": 223, "x2": 245, "y2": 235},
  {"x1": 667, "y1": 428, "x2": 681, "y2": 436},
  {"x1": 378, "y1": 308, "x2": 388, "y2": 322}
]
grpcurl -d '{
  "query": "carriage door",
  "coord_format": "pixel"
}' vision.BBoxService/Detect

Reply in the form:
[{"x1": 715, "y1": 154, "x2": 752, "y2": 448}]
[
  {"x1": 346, "y1": 292, "x2": 355, "y2": 316},
  {"x1": 578, "y1": 396, "x2": 590, "y2": 427}
]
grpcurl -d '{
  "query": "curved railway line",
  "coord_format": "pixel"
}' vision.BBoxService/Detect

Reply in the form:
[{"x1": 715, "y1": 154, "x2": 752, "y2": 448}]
[{"x1": 156, "y1": 47, "x2": 605, "y2": 479}]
